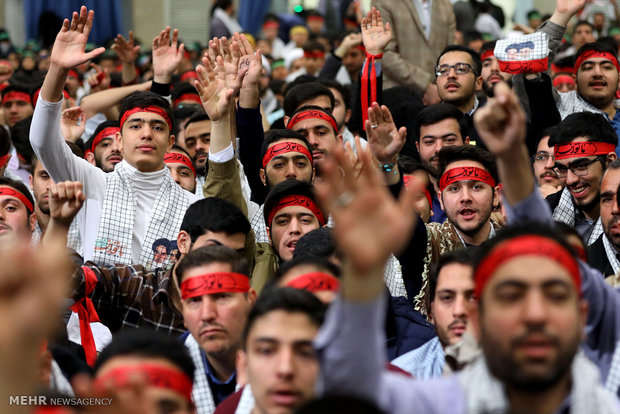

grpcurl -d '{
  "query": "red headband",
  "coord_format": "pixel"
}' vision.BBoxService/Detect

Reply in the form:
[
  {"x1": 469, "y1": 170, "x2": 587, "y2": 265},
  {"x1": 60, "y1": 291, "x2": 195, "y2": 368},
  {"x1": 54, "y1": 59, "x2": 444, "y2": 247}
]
[
  {"x1": 180, "y1": 71, "x2": 199, "y2": 81},
  {"x1": 481, "y1": 50, "x2": 494, "y2": 61},
  {"x1": 551, "y1": 63, "x2": 574, "y2": 74},
  {"x1": 94, "y1": 363, "x2": 193, "y2": 403},
  {"x1": 89, "y1": 127, "x2": 120, "y2": 153},
  {"x1": 68, "y1": 69, "x2": 79, "y2": 79},
  {"x1": 307, "y1": 16, "x2": 324, "y2": 22},
  {"x1": 263, "y1": 21, "x2": 279, "y2": 29},
  {"x1": 403, "y1": 175, "x2": 433, "y2": 209},
  {"x1": 2, "y1": 91, "x2": 31, "y2": 106},
  {"x1": 174, "y1": 93, "x2": 202, "y2": 106},
  {"x1": 120, "y1": 106, "x2": 172, "y2": 131},
  {"x1": 553, "y1": 141, "x2": 616, "y2": 160},
  {"x1": 439, "y1": 167, "x2": 496, "y2": 192},
  {"x1": 181, "y1": 272, "x2": 250, "y2": 299},
  {"x1": 287, "y1": 109, "x2": 338, "y2": 134},
  {"x1": 304, "y1": 50, "x2": 325, "y2": 59},
  {"x1": 267, "y1": 194, "x2": 325, "y2": 226},
  {"x1": 286, "y1": 272, "x2": 340, "y2": 293},
  {"x1": 553, "y1": 74, "x2": 575, "y2": 87},
  {"x1": 0, "y1": 153, "x2": 9, "y2": 168},
  {"x1": 164, "y1": 152, "x2": 196, "y2": 177},
  {"x1": 262, "y1": 141, "x2": 313, "y2": 168},
  {"x1": 0, "y1": 185, "x2": 33, "y2": 213},
  {"x1": 574, "y1": 50, "x2": 620, "y2": 73},
  {"x1": 474, "y1": 235, "x2": 581, "y2": 299}
]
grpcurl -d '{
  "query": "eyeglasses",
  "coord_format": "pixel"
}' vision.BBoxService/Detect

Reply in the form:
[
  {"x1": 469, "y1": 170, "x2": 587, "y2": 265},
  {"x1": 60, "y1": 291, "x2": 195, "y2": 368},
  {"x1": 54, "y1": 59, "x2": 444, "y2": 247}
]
[
  {"x1": 533, "y1": 152, "x2": 555, "y2": 163},
  {"x1": 553, "y1": 157, "x2": 603, "y2": 178},
  {"x1": 435, "y1": 63, "x2": 478, "y2": 77}
]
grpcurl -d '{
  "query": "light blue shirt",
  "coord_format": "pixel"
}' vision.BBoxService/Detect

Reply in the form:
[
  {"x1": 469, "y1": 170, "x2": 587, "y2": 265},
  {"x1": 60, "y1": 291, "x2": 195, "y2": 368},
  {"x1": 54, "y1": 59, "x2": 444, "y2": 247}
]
[{"x1": 391, "y1": 336, "x2": 445, "y2": 379}]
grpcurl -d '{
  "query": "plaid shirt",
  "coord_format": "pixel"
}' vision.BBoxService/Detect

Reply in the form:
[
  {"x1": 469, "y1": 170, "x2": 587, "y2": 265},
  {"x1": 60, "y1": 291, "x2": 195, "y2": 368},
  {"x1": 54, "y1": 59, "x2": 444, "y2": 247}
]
[{"x1": 71, "y1": 262, "x2": 185, "y2": 335}]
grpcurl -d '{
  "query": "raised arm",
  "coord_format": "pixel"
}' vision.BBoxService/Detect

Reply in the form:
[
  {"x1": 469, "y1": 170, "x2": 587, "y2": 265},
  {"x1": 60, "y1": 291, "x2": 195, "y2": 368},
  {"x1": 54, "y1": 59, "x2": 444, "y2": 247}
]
[
  {"x1": 151, "y1": 27, "x2": 184, "y2": 96},
  {"x1": 79, "y1": 80, "x2": 151, "y2": 119},
  {"x1": 111, "y1": 31, "x2": 140, "y2": 85}
]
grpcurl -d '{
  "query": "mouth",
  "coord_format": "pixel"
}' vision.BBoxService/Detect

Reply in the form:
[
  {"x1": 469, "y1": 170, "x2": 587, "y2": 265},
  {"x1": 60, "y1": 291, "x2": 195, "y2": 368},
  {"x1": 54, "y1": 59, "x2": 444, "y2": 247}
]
[
  {"x1": 286, "y1": 239, "x2": 299, "y2": 252},
  {"x1": 487, "y1": 75, "x2": 503, "y2": 84},
  {"x1": 445, "y1": 82, "x2": 460, "y2": 91},
  {"x1": 312, "y1": 150, "x2": 324, "y2": 159},
  {"x1": 449, "y1": 323, "x2": 466, "y2": 336},
  {"x1": 0, "y1": 224, "x2": 9, "y2": 232},
  {"x1": 517, "y1": 337, "x2": 554, "y2": 359},
  {"x1": 568, "y1": 184, "x2": 589, "y2": 199},
  {"x1": 589, "y1": 80, "x2": 607, "y2": 90},
  {"x1": 137, "y1": 145, "x2": 155, "y2": 152},
  {"x1": 107, "y1": 155, "x2": 123, "y2": 163},
  {"x1": 458, "y1": 208, "x2": 477, "y2": 220},
  {"x1": 199, "y1": 328, "x2": 225, "y2": 338},
  {"x1": 269, "y1": 389, "x2": 301, "y2": 406}
]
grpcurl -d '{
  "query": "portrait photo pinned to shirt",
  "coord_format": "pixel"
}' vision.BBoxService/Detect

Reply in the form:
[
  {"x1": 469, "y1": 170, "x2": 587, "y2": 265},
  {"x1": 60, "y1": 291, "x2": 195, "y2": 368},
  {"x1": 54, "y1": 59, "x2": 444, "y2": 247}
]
[{"x1": 494, "y1": 32, "x2": 549, "y2": 74}]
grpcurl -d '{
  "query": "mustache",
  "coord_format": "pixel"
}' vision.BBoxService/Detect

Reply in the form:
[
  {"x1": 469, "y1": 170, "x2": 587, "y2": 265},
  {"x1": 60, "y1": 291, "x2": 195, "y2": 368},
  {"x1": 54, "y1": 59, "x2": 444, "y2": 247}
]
[
  {"x1": 511, "y1": 327, "x2": 560, "y2": 348},
  {"x1": 447, "y1": 318, "x2": 467, "y2": 330}
]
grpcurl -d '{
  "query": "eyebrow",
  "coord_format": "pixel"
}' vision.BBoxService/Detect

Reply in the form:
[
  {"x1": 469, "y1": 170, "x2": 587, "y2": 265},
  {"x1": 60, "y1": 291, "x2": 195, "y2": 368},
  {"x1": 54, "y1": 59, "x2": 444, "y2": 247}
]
[
  {"x1": 127, "y1": 117, "x2": 167, "y2": 126},
  {"x1": 422, "y1": 133, "x2": 458, "y2": 140},
  {"x1": 271, "y1": 154, "x2": 310, "y2": 162},
  {"x1": 252, "y1": 337, "x2": 315, "y2": 347},
  {"x1": 601, "y1": 191, "x2": 615, "y2": 199},
  {"x1": 493, "y1": 279, "x2": 573, "y2": 291}
]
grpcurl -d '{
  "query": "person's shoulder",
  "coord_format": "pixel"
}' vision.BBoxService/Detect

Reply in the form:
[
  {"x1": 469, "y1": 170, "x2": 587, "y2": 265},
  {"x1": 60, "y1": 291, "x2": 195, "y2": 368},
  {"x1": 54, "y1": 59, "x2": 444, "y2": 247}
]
[{"x1": 214, "y1": 387, "x2": 245, "y2": 414}]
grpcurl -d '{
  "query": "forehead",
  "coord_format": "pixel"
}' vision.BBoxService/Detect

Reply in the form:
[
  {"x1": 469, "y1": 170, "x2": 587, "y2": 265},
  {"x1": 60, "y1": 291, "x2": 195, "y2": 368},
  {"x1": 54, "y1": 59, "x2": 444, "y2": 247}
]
[
  {"x1": 536, "y1": 136, "x2": 551, "y2": 152},
  {"x1": 291, "y1": 117, "x2": 334, "y2": 134},
  {"x1": 185, "y1": 120, "x2": 212, "y2": 135},
  {"x1": 420, "y1": 118, "x2": 462, "y2": 137},
  {"x1": 439, "y1": 51, "x2": 474, "y2": 66},
  {"x1": 301, "y1": 95, "x2": 332, "y2": 110},
  {"x1": 247, "y1": 310, "x2": 318, "y2": 343},
  {"x1": 601, "y1": 167, "x2": 620, "y2": 191},
  {"x1": 436, "y1": 262, "x2": 474, "y2": 290}
]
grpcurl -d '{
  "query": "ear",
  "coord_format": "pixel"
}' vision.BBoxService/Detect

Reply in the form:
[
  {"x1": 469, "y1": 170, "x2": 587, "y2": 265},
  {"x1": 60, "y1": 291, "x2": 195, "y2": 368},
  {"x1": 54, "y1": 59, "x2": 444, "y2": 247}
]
[
  {"x1": 492, "y1": 185, "x2": 500, "y2": 209},
  {"x1": 236, "y1": 349, "x2": 248, "y2": 386},
  {"x1": 167, "y1": 134, "x2": 176, "y2": 152},
  {"x1": 177, "y1": 230, "x2": 191, "y2": 255},
  {"x1": 415, "y1": 141, "x2": 420, "y2": 153},
  {"x1": 259, "y1": 168, "x2": 267, "y2": 186},
  {"x1": 429, "y1": 302, "x2": 435, "y2": 324},
  {"x1": 115, "y1": 130, "x2": 123, "y2": 151},
  {"x1": 311, "y1": 166, "x2": 316, "y2": 183},
  {"x1": 464, "y1": 135, "x2": 470, "y2": 145},
  {"x1": 336, "y1": 133, "x2": 343, "y2": 144},
  {"x1": 85, "y1": 151, "x2": 96, "y2": 166},
  {"x1": 247, "y1": 288, "x2": 257, "y2": 306},
  {"x1": 283, "y1": 115, "x2": 290, "y2": 126},
  {"x1": 606, "y1": 151, "x2": 617, "y2": 164},
  {"x1": 29, "y1": 174, "x2": 33, "y2": 188},
  {"x1": 437, "y1": 190, "x2": 444, "y2": 211},
  {"x1": 344, "y1": 108, "x2": 352, "y2": 124},
  {"x1": 29, "y1": 213, "x2": 37, "y2": 232},
  {"x1": 475, "y1": 75, "x2": 483, "y2": 92}
]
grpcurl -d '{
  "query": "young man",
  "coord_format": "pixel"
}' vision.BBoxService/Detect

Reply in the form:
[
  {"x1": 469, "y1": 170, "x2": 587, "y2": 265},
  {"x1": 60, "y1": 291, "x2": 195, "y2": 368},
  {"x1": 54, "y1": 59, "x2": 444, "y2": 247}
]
[
  {"x1": 176, "y1": 245, "x2": 257, "y2": 412},
  {"x1": 0, "y1": 176, "x2": 36, "y2": 243},
  {"x1": 532, "y1": 132, "x2": 564, "y2": 197},
  {"x1": 391, "y1": 249, "x2": 476, "y2": 379},
  {"x1": 285, "y1": 105, "x2": 342, "y2": 164},
  {"x1": 413, "y1": 103, "x2": 470, "y2": 223},
  {"x1": 216, "y1": 287, "x2": 325, "y2": 414},
  {"x1": 435, "y1": 45, "x2": 483, "y2": 116},
  {"x1": 83, "y1": 120, "x2": 121, "y2": 173},
  {"x1": 30, "y1": 7, "x2": 198, "y2": 267},
  {"x1": 93, "y1": 329, "x2": 196, "y2": 414},
  {"x1": 314, "y1": 83, "x2": 620, "y2": 412},
  {"x1": 1, "y1": 84, "x2": 34, "y2": 128},
  {"x1": 165, "y1": 144, "x2": 198, "y2": 193},
  {"x1": 478, "y1": 41, "x2": 513, "y2": 97},
  {"x1": 546, "y1": 111, "x2": 617, "y2": 245}
]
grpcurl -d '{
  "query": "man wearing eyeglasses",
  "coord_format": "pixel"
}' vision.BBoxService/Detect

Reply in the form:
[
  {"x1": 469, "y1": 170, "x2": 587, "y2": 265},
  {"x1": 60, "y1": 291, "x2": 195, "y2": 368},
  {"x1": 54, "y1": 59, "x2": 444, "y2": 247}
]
[
  {"x1": 435, "y1": 45, "x2": 483, "y2": 116},
  {"x1": 546, "y1": 112, "x2": 617, "y2": 246},
  {"x1": 532, "y1": 130, "x2": 564, "y2": 197}
]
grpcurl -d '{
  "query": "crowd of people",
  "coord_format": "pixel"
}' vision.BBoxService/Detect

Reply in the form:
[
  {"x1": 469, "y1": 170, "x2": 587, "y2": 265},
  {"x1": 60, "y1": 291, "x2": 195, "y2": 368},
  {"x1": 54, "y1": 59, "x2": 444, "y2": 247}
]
[{"x1": 1, "y1": 0, "x2": 620, "y2": 413}]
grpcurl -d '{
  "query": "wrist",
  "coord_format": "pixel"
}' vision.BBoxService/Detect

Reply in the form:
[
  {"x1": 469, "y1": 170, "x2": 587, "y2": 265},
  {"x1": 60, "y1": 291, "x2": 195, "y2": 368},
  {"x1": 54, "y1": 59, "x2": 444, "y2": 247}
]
[
  {"x1": 150, "y1": 80, "x2": 171, "y2": 96},
  {"x1": 366, "y1": 50, "x2": 383, "y2": 58},
  {"x1": 372, "y1": 153, "x2": 399, "y2": 173},
  {"x1": 153, "y1": 73, "x2": 172, "y2": 84}
]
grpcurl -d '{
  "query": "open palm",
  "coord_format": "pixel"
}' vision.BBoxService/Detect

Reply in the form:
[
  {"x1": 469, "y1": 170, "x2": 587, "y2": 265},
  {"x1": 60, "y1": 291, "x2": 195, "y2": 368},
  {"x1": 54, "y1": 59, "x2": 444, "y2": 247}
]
[{"x1": 50, "y1": 6, "x2": 105, "y2": 69}]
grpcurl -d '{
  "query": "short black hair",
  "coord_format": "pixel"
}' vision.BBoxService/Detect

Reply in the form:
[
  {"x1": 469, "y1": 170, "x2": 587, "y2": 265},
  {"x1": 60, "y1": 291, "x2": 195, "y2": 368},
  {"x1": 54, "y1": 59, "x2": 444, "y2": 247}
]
[
  {"x1": 263, "y1": 180, "x2": 323, "y2": 227},
  {"x1": 94, "y1": 329, "x2": 195, "y2": 381},
  {"x1": 317, "y1": 78, "x2": 351, "y2": 110},
  {"x1": 575, "y1": 41, "x2": 618, "y2": 71},
  {"x1": 437, "y1": 145, "x2": 499, "y2": 185},
  {"x1": 436, "y1": 45, "x2": 482, "y2": 76},
  {"x1": 429, "y1": 248, "x2": 475, "y2": 302},
  {"x1": 283, "y1": 82, "x2": 335, "y2": 116},
  {"x1": 548, "y1": 112, "x2": 618, "y2": 147},
  {"x1": 180, "y1": 197, "x2": 250, "y2": 244},
  {"x1": 275, "y1": 254, "x2": 341, "y2": 285},
  {"x1": 413, "y1": 103, "x2": 468, "y2": 143},
  {"x1": 171, "y1": 144, "x2": 192, "y2": 158},
  {"x1": 171, "y1": 81, "x2": 199, "y2": 102},
  {"x1": 473, "y1": 222, "x2": 579, "y2": 304},
  {"x1": 0, "y1": 126, "x2": 9, "y2": 157},
  {"x1": 398, "y1": 155, "x2": 428, "y2": 175},
  {"x1": 242, "y1": 287, "x2": 325, "y2": 348},
  {"x1": 303, "y1": 40, "x2": 325, "y2": 53},
  {"x1": 119, "y1": 91, "x2": 174, "y2": 133},
  {"x1": 261, "y1": 129, "x2": 313, "y2": 166},
  {"x1": 0, "y1": 176, "x2": 34, "y2": 215},
  {"x1": 296, "y1": 395, "x2": 386, "y2": 414},
  {"x1": 10, "y1": 116, "x2": 34, "y2": 165},
  {"x1": 293, "y1": 227, "x2": 340, "y2": 260},
  {"x1": 84, "y1": 120, "x2": 119, "y2": 152},
  {"x1": 176, "y1": 245, "x2": 249, "y2": 287},
  {"x1": 480, "y1": 40, "x2": 497, "y2": 57},
  {"x1": 184, "y1": 110, "x2": 210, "y2": 130},
  {"x1": 573, "y1": 20, "x2": 594, "y2": 34}
]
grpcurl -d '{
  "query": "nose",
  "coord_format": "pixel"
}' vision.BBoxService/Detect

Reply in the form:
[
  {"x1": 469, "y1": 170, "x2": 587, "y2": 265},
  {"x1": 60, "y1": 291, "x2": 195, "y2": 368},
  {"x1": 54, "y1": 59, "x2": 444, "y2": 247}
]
[
  {"x1": 169, "y1": 168, "x2": 180, "y2": 185},
  {"x1": 453, "y1": 294, "x2": 468, "y2": 319},
  {"x1": 523, "y1": 290, "x2": 547, "y2": 326},
  {"x1": 289, "y1": 217, "x2": 302, "y2": 235},
  {"x1": 434, "y1": 139, "x2": 444, "y2": 153},
  {"x1": 447, "y1": 66, "x2": 458, "y2": 78},
  {"x1": 544, "y1": 155, "x2": 555, "y2": 170},
  {"x1": 110, "y1": 138, "x2": 121, "y2": 153},
  {"x1": 307, "y1": 132, "x2": 319, "y2": 148},
  {"x1": 613, "y1": 194, "x2": 620, "y2": 215},
  {"x1": 460, "y1": 186, "x2": 473, "y2": 202},
  {"x1": 565, "y1": 169, "x2": 579, "y2": 185},
  {"x1": 276, "y1": 347, "x2": 294, "y2": 379},
  {"x1": 199, "y1": 297, "x2": 217, "y2": 322},
  {"x1": 285, "y1": 161, "x2": 297, "y2": 179},
  {"x1": 490, "y1": 59, "x2": 500, "y2": 72}
]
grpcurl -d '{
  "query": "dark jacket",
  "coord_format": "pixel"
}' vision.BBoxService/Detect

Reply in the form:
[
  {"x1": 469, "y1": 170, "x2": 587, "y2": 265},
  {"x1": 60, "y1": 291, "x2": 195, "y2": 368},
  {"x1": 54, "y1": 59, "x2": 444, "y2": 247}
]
[{"x1": 587, "y1": 235, "x2": 615, "y2": 279}]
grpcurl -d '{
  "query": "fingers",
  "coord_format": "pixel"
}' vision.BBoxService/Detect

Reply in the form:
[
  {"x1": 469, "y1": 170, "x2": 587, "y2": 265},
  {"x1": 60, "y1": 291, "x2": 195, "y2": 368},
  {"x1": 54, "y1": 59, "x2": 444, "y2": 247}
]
[
  {"x1": 76, "y1": 6, "x2": 88, "y2": 33},
  {"x1": 69, "y1": 11, "x2": 79, "y2": 31}
]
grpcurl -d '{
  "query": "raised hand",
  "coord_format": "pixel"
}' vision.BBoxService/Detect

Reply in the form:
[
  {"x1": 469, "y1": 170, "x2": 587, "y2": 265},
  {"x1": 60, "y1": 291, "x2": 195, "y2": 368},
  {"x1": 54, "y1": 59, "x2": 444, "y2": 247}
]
[
  {"x1": 556, "y1": 0, "x2": 588, "y2": 17},
  {"x1": 361, "y1": 7, "x2": 392, "y2": 56},
  {"x1": 49, "y1": 6, "x2": 105, "y2": 70},
  {"x1": 365, "y1": 103, "x2": 406, "y2": 163},
  {"x1": 474, "y1": 82, "x2": 526, "y2": 158},
  {"x1": 194, "y1": 55, "x2": 237, "y2": 122},
  {"x1": 316, "y1": 144, "x2": 417, "y2": 275},
  {"x1": 334, "y1": 32, "x2": 362, "y2": 58},
  {"x1": 152, "y1": 27, "x2": 184, "y2": 84},
  {"x1": 60, "y1": 106, "x2": 86, "y2": 142},
  {"x1": 86, "y1": 62, "x2": 111, "y2": 92},
  {"x1": 48, "y1": 181, "x2": 85, "y2": 227},
  {"x1": 112, "y1": 31, "x2": 140, "y2": 63},
  {"x1": 237, "y1": 33, "x2": 262, "y2": 88}
]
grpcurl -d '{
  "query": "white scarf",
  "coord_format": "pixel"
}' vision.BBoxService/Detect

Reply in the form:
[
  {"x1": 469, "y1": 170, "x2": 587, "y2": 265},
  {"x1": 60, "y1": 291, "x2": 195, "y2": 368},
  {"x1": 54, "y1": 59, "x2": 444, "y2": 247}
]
[
  {"x1": 91, "y1": 161, "x2": 189, "y2": 268},
  {"x1": 213, "y1": 8, "x2": 243, "y2": 36},
  {"x1": 552, "y1": 187, "x2": 603, "y2": 245},
  {"x1": 235, "y1": 385, "x2": 255, "y2": 414},
  {"x1": 606, "y1": 339, "x2": 620, "y2": 395},
  {"x1": 602, "y1": 234, "x2": 620, "y2": 275},
  {"x1": 459, "y1": 353, "x2": 619, "y2": 413},
  {"x1": 185, "y1": 334, "x2": 216, "y2": 414}
]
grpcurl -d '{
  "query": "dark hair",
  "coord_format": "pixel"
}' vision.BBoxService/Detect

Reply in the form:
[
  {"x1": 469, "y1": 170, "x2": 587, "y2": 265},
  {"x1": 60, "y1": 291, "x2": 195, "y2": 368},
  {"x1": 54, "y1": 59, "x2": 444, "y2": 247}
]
[
  {"x1": 84, "y1": 120, "x2": 119, "y2": 151},
  {"x1": 0, "y1": 176, "x2": 35, "y2": 215},
  {"x1": 171, "y1": 144, "x2": 192, "y2": 158},
  {"x1": 479, "y1": 40, "x2": 497, "y2": 56},
  {"x1": 184, "y1": 110, "x2": 210, "y2": 130},
  {"x1": 573, "y1": 20, "x2": 594, "y2": 34},
  {"x1": 263, "y1": 180, "x2": 323, "y2": 227},
  {"x1": 0, "y1": 126, "x2": 9, "y2": 157},
  {"x1": 473, "y1": 221, "x2": 579, "y2": 302},
  {"x1": 437, "y1": 145, "x2": 499, "y2": 185},
  {"x1": 242, "y1": 287, "x2": 325, "y2": 347},
  {"x1": 575, "y1": 41, "x2": 618, "y2": 71},
  {"x1": 553, "y1": 220, "x2": 586, "y2": 260},
  {"x1": 596, "y1": 36, "x2": 619, "y2": 54},
  {"x1": 504, "y1": 41, "x2": 535, "y2": 52},
  {"x1": 173, "y1": 106, "x2": 200, "y2": 137},
  {"x1": 303, "y1": 40, "x2": 325, "y2": 53},
  {"x1": 180, "y1": 197, "x2": 250, "y2": 243},
  {"x1": 1, "y1": 83, "x2": 34, "y2": 101},
  {"x1": 398, "y1": 155, "x2": 428, "y2": 175},
  {"x1": 152, "y1": 238, "x2": 168, "y2": 252},
  {"x1": 283, "y1": 82, "x2": 335, "y2": 116},
  {"x1": 548, "y1": 112, "x2": 618, "y2": 147},
  {"x1": 263, "y1": 13, "x2": 280, "y2": 24},
  {"x1": 275, "y1": 255, "x2": 341, "y2": 285},
  {"x1": 118, "y1": 91, "x2": 174, "y2": 133},
  {"x1": 429, "y1": 248, "x2": 475, "y2": 302},
  {"x1": 211, "y1": 0, "x2": 233, "y2": 16},
  {"x1": 413, "y1": 103, "x2": 468, "y2": 143},
  {"x1": 94, "y1": 329, "x2": 194, "y2": 380},
  {"x1": 317, "y1": 78, "x2": 351, "y2": 110},
  {"x1": 9, "y1": 116, "x2": 34, "y2": 165},
  {"x1": 289, "y1": 104, "x2": 338, "y2": 134},
  {"x1": 436, "y1": 45, "x2": 482, "y2": 76},
  {"x1": 176, "y1": 245, "x2": 249, "y2": 287},
  {"x1": 293, "y1": 227, "x2": 340, "y2": 260},
  {"x1": 261, "y1": 129, "x2": 313, "y2": 165}
]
